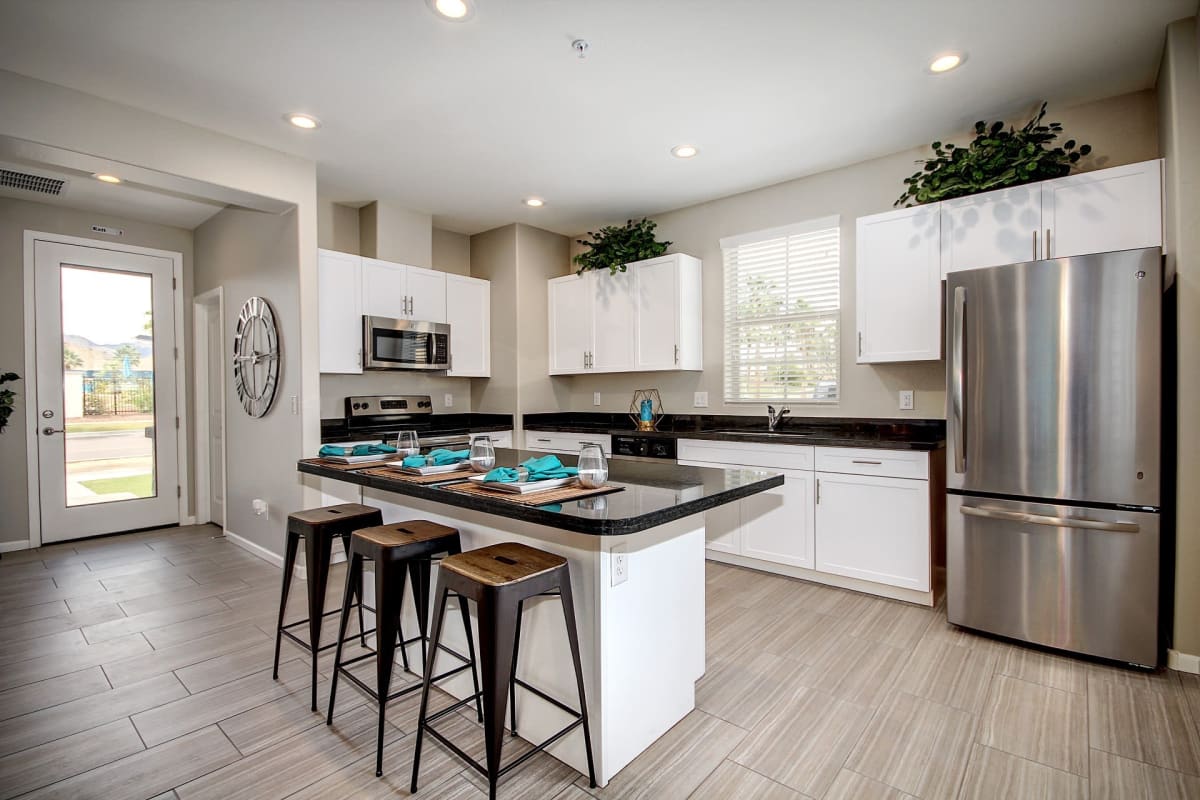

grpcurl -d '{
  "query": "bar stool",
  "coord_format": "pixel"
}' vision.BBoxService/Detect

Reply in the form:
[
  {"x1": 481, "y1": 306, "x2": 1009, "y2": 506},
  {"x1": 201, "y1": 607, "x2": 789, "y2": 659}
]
[
  {"x1": 326, "y1": 520, "x2": 483, "y2": 778},
  {"x1": 273, "y1": 503, "x2": 380, "y2": 711},
  {"x1": 410, "y1": 542, "x2": 596, "y2": 800}
]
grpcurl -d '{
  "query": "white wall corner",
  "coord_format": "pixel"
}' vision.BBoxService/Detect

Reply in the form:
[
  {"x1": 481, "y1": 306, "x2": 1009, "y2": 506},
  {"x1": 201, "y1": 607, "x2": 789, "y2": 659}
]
[
  {"x1": 1168, "y1": 648, "x2": 1200, "y2": 674},
  {"x1": 0, "y1": 540, "x2": 33, "y2": 554}
]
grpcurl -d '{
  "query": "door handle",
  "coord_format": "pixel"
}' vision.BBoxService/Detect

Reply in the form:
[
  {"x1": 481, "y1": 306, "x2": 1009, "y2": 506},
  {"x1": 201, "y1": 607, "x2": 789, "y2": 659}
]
[
  {"x1": 42, "y1": 426, "x2": 64, "y2": 436},
  {"x1": 1032, "y1": 230, "x2": 1039, "y2": 260},
  {"x1": 951, "y1": 285, "x2": 967, "y2": 474},
  {"x1": 961, "y1": 505, "x2": 1139, "y2": 533}
]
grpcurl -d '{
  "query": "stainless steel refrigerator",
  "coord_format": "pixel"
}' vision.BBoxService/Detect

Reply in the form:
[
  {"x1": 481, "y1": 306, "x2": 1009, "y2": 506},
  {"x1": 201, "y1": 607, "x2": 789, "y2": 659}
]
[{"x1": 945, "y1": 247, "x2": 1163, "y2": 667}]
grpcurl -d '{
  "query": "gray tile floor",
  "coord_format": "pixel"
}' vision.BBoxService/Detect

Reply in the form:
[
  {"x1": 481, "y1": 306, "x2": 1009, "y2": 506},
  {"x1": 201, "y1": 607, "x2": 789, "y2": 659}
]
[{"x1": 0, "y1": 523, "x2": 1198, "y2": 799}]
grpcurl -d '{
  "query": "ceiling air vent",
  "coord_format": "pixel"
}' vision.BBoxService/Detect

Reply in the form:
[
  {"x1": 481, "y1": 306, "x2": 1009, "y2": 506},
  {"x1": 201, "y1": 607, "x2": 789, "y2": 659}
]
[{"x1": 0, "y1": 168, "x2": 67, "y2": 196}]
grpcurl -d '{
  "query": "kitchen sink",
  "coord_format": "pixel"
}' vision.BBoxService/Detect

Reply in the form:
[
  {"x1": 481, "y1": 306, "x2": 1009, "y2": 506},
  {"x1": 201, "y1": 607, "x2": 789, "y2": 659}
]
[{"x1": 706, "y1": 429, "x2": 820, "y2": 439}]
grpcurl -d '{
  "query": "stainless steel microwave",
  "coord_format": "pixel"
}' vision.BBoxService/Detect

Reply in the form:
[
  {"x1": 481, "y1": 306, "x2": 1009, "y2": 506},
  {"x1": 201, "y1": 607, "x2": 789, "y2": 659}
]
[{"x1": 362, "y1": 316, "x2": 450, "y2": 370}]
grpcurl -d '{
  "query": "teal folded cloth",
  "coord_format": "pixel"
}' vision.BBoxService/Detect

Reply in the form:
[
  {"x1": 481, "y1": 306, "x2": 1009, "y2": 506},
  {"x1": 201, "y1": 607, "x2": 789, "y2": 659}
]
[
  {"x1": 429, "y1": 448, "x2": 469, "y2": 466},
  {"x1": 483, "y1": 466, "x2": 521, "y2": 483},
  {"x1": 319, "y1": 443, "x2": 397, "y2": 458},
  {"x1": 402, "y1": 454, "x2": 428, "y2": 468},
  {"x1": 483, "y1": 455, "x2": 579, "y2": 483}
]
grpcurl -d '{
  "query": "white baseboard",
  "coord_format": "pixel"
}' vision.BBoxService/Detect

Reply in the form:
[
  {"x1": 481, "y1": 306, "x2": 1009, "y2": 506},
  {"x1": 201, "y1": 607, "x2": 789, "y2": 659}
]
[
  {"x1": 221, "y1": 527, "x2": 341, "y2": 581},
  {"x1": 1169, "y1": 649, "x2": 1200, "y2": 674},
  {"x1": 0, "y1": 540, "x2": 32, "y2": 554},
  {"x1": 181, "y1": 515, "x2": 197, "y2": 525}
]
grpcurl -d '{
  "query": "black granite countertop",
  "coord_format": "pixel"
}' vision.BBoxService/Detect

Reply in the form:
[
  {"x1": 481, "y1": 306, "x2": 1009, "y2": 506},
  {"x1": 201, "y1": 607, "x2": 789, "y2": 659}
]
[
  {"x1": 523, "y1": 413, "x2": 945, "y2": 452},
  {"x1": 298, "y1": 447, "x2": 783, "y2": 536},
  {"x1": 321, "y1": 413, "x2": 513, "y2": 444}
]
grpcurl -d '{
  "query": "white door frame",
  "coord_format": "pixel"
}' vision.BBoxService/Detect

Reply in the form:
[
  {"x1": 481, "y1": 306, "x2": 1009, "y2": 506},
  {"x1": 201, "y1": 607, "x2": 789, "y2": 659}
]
[
  {"x1": 193, "y1": 287, "x2": 227, "y2": 529},
  {"x1": 22, "y1": 230, "x2": 190, "y2": 549}
]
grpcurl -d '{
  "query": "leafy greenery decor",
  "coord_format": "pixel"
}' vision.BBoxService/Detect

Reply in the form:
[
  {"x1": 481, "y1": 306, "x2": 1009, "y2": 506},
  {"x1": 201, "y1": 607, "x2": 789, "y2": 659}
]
[
  {"x1": 895, "y1": 102, "x2": 1092, "y2": 207},
  {"x1": 0, "y1": 372, "x2": 19, "y2": 433},
  {"x1": 573, "y1": 218, "x2": 672, "y2": 275}
]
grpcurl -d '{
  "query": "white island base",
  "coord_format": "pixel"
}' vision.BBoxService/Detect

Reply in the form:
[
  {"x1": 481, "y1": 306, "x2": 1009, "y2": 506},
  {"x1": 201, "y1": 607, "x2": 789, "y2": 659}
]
[{"x1": 361, "y1": 488, "x2": 706, "y2": 788}]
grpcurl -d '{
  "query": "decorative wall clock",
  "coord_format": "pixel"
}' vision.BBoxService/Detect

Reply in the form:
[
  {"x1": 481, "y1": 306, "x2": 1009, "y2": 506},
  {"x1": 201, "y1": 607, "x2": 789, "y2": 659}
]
[{"x1": 233, "y1": 296, "x2": 280, "y2": 418}]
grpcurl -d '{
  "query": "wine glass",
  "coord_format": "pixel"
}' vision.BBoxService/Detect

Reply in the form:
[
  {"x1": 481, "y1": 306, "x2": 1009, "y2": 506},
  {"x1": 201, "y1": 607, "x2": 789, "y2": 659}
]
[
  {"x1": 469, "y1": 435, "x2": 496, "y2": 473},
  {"x1": 577, "y1": 443, "x2": 608, "y2": 489},
  {"x1": 395, "y1": 430, "x2": 420, "y2": 458}
]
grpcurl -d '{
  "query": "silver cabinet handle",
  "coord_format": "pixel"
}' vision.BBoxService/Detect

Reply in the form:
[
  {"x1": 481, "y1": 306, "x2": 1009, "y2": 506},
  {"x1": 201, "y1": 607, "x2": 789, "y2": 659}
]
[
  {"x1": 951, "y1": 285, "x2": 967, "y2": 474},
  {"x1": 1045, "y1": 228, "x2": 1051, "y2": 259},
  {"x1": 816, "y1": 478, "x2": 820, "y2": 504},
  {"x1": 858, "y1": 331, "x2": 863, "y2": 358},
  {"x1": 536, "y1": 438, "x2": 551, "y2": 443},
  {"x1": 851, "y1": 459, "x2": 883, "y2": 465},
  {"x1": 674, "y1": 344, "x2": 679, "y2": 364},
  {"x1": 961, "y1": 505, "x2": 1139, "y2": 533},
  {"x1": 1032, "y1": 230, "x2": 1039, "y2": 260}
]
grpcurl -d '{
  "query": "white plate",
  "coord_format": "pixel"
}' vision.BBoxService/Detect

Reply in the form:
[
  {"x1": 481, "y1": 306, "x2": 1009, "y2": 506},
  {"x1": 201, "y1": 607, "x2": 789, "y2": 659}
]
[
  {"x1": 467, "y1": 474, "x2": 578, "y2": 494},
  {"x1": 388, "y1": 462, "x2": 469, "y2": 476},
  {"x1": 320, "y1": 440, "x2": 392, "y2": 463}
]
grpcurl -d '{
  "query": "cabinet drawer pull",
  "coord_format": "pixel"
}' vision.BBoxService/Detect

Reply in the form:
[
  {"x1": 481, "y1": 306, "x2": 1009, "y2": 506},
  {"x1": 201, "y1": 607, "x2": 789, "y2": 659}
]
[
  {"x1": 851, "y1": 459, "x2": 883, "y2": 465},
  {"x1": 536, "y1": 438, "x2": 551, "y2": 443},
  {"x1": 816, "y1": 478, "x2": 820, "y2": 504}
]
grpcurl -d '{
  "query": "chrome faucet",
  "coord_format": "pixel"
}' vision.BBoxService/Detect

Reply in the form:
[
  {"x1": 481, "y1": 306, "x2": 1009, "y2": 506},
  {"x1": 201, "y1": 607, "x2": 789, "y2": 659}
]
[{"x1": 767, "y1": 405, "x2": 791, "y2": 431}]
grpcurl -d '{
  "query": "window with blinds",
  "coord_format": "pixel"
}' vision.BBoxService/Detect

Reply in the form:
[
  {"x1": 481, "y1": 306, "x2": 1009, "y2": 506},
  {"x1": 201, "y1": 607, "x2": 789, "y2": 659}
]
[{"x1": 721, "y1": 216, "x2": 841, "y2": 403}]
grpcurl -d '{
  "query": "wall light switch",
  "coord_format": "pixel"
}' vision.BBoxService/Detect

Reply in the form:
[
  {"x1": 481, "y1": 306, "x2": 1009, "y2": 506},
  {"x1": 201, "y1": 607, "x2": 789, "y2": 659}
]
[
  {"x1": 444, "y1": 393, "x2": 454, "y2": 408},
  {"x1": 290, "y1": 396, "x2": 299, "y2": 415},
  {"x1": 899, "y1": 390, "x2": 915, "y2": 411},
  {"x1": 693, "y1": 391, "x2": 709, "y2": 408},
  {"x1": 593, "y1": 392, "x2": 601, "y2": 406}
]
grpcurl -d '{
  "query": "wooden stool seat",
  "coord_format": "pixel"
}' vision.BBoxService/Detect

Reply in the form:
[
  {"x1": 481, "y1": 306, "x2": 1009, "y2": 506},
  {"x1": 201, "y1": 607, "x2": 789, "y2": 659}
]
[
  {"x1": 287, "y1": 502, "x2": 381, "y2": 528},
  {"x1": 354, "y1": 520, "x2": 460, "y2": 551},
  {"x1": 441, "y1": 542, "x2": 567, "y2": 587}
]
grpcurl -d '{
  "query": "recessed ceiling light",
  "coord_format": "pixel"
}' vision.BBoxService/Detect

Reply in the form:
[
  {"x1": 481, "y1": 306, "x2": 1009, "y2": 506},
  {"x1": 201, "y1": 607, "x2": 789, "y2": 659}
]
[
  {"x1": 671, "y1": 144, "x2": 699, "y2": 159},
  {"x1": 523, "y1": 197, "x2": 545, "y2": 208},
  {"x1": 428, "y1": 0, "x2": 474, "y2": 21},
  {"x1": 929, "y1": 52, "x2": 965, "y2": 73},
  {"x1": 286, "y1": 113, "x2": 321, "y2": 129},
  {"x1": 94, "y1": 173, "x2": 122, "y2": 184}
]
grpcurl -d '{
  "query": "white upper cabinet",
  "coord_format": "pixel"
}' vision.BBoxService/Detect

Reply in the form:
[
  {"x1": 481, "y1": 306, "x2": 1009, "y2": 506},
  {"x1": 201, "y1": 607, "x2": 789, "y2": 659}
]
[
  {"x1": 548, "y1": 273, "x2": 595, "y2": 374},
  {"x1": 591, "y1": 270, "x2": 637, "y2": 372},
  {"x1": 548, "y1": 253, "x2": 702, "y2": 376},
  {"x1": 634, "y1": 254, "x2": 703, "y2": 371},
  {"x1": 855, "y1": 205, "x2": 943, "y2": 363},
  {"x1": 940, "y1": 183, "x2": 1042, "y2": 274},
  {"x1": 318, "y1": 249, "x2": 364, "y2": 374},
  {"x1": 361, "y1": 258, "x2": 447, "y2": 322},
  {"x1": 1040, "y1": 159, "x2": 1163, "y2": 259},
  {"x1": 445, "y1": 274, "x2": 490, "y2": 377}
]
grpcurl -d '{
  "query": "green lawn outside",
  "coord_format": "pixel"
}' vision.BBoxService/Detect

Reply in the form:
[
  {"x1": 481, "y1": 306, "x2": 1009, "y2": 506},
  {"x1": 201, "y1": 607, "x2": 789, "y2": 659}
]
[
  {"x1": 79, "y1": 474, "x2": 154, "y2": 498},
  {"x1": 66, "y1": 420, "x2": 151, "y2": 433}
]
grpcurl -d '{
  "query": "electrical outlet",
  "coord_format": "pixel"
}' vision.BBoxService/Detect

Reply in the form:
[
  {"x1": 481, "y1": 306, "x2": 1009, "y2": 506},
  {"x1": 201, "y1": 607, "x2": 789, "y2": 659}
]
[
  {"x1": 899, "y1": 390, "x2": 915, "y2": 411},
  {"x1": 611, "y1": 544, "x2": 628, "y2": 586},
  {"x1": 593, "y1": 391, "x2": 601, "y2": 406},
  {"x1": 693, "y1": 391, "x2": 709, "y2": 408},
  {"x1": 444, "y1": 393, "x2": 454, "y2": 408},
  {"x1": 252, "y1": 498, "x2": 269, "y2": 518},
  {"x1": 290, "y1": 395, "x2": 299, "y2": 415}
]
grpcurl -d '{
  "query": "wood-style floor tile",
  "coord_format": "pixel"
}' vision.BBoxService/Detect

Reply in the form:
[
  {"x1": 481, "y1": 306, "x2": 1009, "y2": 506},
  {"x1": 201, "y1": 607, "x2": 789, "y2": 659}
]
[
  {"x1": 978, "y1": 675, "x2": 1088, "y2": 776},
  {"x1": 103, "y1": 624, "x2": 269, "y2": 687},
  {"x1": 81, "y1": 596, "x2": 227, "y2": 644},
  {"x1": 286, "y1": 723, "x2": 460, "y2": 799},
  {"x1": 823, "y1": 768, "x2": 916, "y2": 800},
  {"x1": 217, "y1": 667, "x2": 365, "y2": 756},
  {"x1": 846, "y1": 690, "x2": 975, "y2": 798},
  {"x1": 0, "y1": 717, "x2": 144, "y2": 800},
  {"x1": 0, "y1": 666, "x2": 110, "y2": 722},
  {"x1": 957, "y1": 744, "x2": 1087, "y2": 800},
  {"x1": 173, "y1": 639, "x2": 296, "y2": 694},
  {"x1": 0, "y1": 633, "x2": 152, "y2": 693},
  {"x1": 688, "y1": 760, "x2": 806, "y2": 799},
  {"x1": 696, "y1": 651, "x2": 808, "y2": 730},
  {"x1": 731, "y1": 687, "x2": 872, "y2": 798},
  {"x1": 1089, "y1": 678, "x2": 1200, "y2": 775},
  {"x1": 142, "y1": 607, "x2": 274, "y2": 649},
  {"x1": 799, "y1": 634, "x2": 907, "y2": 708},
  {"x1": 582, "y1": 710, "x2": 745, "y2": 800},
  {"x1": 996, "y1": 646, "x2": 1088, "y2": 694},
  {"x1": 892, "y1": 638, "x2": 997, "y2": 713},
  {"x1": 19, "y1": 725, "x2": 239, "y2": 800},
  {"x1": 1089, "y1": 748, "x2": 1200, "y2": 799},
  {"x1": 846, "y1": 599, "x2": 934, "y2": 650}
]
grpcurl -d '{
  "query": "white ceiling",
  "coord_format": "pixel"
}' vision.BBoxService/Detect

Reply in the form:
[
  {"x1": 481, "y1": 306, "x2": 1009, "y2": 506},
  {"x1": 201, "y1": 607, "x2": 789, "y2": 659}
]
[{"x1": 0, "y1": 0, "x2": 1192, "y2": 235}]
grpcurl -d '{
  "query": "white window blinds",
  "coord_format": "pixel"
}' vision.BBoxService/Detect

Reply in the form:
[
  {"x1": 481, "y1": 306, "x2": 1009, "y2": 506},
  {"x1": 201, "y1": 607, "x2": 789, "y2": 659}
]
[{"x1": 721, "y1": 217, "x2": 841, "y2": 403}]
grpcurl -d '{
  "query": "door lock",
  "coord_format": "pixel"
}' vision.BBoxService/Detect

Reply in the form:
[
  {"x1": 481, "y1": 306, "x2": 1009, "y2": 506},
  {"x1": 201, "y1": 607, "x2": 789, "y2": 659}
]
[
  {"x1": 41, "y1": 409, "x2": 54, "y2": 419},
  {"x1": 42, "y1": 426, "x2": 64, "y2": 436}
]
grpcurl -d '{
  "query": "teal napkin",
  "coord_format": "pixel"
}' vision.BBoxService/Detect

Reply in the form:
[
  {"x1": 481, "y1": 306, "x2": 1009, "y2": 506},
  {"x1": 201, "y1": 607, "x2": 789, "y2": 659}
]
[
  {"x1": 402, "y1": 454, "x2": 428, "y2": 468},
  {"x1": 483, "y1": 455, "x2": 579, "y2": 483},
  {"x1": 483, "y1": 466, "x2": 521, "y2": 483},
  {"x1": 319, "y1": 443, "x2": 397, "y2": 458},
  {"x1": 429, "y1": 448, "x2": 469, "y2": 466}
]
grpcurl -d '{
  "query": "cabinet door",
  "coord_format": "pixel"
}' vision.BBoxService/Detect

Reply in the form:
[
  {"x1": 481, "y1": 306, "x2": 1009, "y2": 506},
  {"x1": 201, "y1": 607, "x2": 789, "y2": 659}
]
[
  {"x1": 591, "y1": 269, "x2": 636, "y2": 372},
  {"x1": 856, "y1": 206, "x2": 942, "y2": 362},
  {"x1": 634, "y1": 256, "x2": 681, "y2": 370},
  {"x1": 678, "y1": 458, "x2": 742, "y2": 554},
  {"x1": 317, "y1": 249, "x2": 363, "y2": 374},
  {"x1": 741, "y1": 468, "x2": 816, "y2": 568},
  {"x1": 815, "y1": 472, "x2": 930, "y2": 591},
  {"x1": 548, "y1": 274, "x2": 594, "y2": 374},
  {"x1": 940, "y1": 184, "x2": 1041, "y2": 274},
  {"x1": 361, "y1": 258, "x2": 407, "y2": 318},
  {"x1": 1041, "y1": 159, "x2": 1163, "y2": 259},
  {"x1": 406, "y1": 265, "x2": 448, "y2": 322},
  {"x1": 445, "y1": 274, "x2": 490, "y2": 377}
]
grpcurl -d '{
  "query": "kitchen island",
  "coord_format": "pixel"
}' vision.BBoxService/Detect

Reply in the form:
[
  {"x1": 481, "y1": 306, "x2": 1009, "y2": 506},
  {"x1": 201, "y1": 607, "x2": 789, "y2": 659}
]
[{"x1": 298, "y1": 450, "x2": 782, "y2": 786}]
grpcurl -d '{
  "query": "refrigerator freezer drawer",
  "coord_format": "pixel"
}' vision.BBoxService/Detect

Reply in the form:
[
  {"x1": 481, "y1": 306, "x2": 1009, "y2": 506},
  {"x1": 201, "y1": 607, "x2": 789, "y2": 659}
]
[{"x1": 947, "y1": 494, "x2": 1160, "y2": 666}]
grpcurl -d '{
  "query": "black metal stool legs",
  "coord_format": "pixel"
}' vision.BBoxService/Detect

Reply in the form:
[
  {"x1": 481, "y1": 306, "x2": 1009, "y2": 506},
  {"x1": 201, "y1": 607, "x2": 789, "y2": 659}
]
[
  {"x1": 302, "y1": 529, "x2": 335, "y2": 712},
  {"x1": 326, "y1": 552, "x2": 364, "y2": 726},
  {"x1": 272, "y1": 530, "x2": 301, "y2": 680},
  {"x1": 340, "y1": 534, "x2": 367, "y2": 649},
  {"x1": 508, "y1": 599, "x2": 524, "y2": 737}
]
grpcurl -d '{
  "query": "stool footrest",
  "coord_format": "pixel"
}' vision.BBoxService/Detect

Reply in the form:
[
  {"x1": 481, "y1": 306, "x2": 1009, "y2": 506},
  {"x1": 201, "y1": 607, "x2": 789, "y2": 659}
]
[
  {"x1": 280, "y1": 622, "x2": 371, "y2": 654},
  {"x1": 512, "y1": 678, "x2": 583, "y2": 718},
  {"x1": 337, "y1": 661, "x2": 474, "y2": 704}
]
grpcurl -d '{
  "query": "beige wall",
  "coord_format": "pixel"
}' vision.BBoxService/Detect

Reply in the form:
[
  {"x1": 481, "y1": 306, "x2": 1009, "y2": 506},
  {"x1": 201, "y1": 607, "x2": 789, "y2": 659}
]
[
  {"x1": 1158, "y1": 16, "x2": 1200, "y2": 660},
  {"x1": 0, "y1": 198, "x2": 194, "y2": 547},
  {"x1": 432, "y1": 227, "x2": 470, "y2": 275},
  {"x1": 359, "y1": 200, "x2": 432, "y2": 266},
  {"x1": 470, "y1": 225, "x2": 519, "y2": 416},
  {"x1": 317, "y1": 200, "x2": 360, "y2": 253},
  {"x1": 562, "y1": 90, "x2": 1160, "y2": 420}
]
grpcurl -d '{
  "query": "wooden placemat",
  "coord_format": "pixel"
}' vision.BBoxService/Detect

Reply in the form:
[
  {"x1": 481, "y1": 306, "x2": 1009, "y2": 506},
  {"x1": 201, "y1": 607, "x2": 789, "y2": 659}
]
[
  {"x1": 360, "y1": 466, "x2": 478, "y2": 484},
  {"x1": 301, "y1": 456, "x2": 403, "y2": 471},
  {"x1": 442, "y1": 481, "x2": 624, "y2": 506}
]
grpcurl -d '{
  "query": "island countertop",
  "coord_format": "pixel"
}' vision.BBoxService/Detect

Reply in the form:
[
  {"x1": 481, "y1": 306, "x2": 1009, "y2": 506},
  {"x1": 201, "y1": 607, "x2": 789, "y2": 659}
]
[{"x1": 298, "y1": 447, "x2": 782, "y2": 536}]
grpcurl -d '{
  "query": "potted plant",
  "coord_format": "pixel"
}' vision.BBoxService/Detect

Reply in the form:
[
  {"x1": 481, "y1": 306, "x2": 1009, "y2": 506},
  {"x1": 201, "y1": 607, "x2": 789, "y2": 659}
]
[
  {"x1": 0, "y1": 372, "x2": 19, "y2": 433},
  {"x1": 573, "y1": 218, "x2": 672, "y2": 275},
  {"x1": 896, "y1": 102, "x2": 1092, "y2": 207}
]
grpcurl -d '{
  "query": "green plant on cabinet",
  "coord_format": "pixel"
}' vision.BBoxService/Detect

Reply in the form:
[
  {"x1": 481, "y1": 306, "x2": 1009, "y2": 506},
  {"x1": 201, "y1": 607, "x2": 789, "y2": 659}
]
[{"x1": 573, "y1": 218, "x2": 672, "y2": 275}]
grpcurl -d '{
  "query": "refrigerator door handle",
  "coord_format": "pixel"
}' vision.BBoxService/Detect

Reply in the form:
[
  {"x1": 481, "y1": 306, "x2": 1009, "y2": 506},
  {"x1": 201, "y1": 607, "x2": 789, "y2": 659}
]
[
  {"x1": 951, "y1": 285, "x2": 967, "y2": 473},
  {"x1": 960, "y1": 505, "x2": 1140, "y2": 533}
]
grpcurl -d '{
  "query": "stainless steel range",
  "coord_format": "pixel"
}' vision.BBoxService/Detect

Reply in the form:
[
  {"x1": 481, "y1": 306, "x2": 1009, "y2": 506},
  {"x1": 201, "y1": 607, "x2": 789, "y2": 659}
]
[{"x1": 344, "y1": 395, "x2": 472, "y2": 450}]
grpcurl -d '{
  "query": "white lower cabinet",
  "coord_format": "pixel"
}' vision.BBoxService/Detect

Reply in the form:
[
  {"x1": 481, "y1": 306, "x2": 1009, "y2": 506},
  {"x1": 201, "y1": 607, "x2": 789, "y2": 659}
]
[
  {"x1": 474, "y1": 429, "x2": 512, "y2": 449},
  {"x1": 702, "y1": 500, "x2": 741, "y2": 555},
  {"x1": 814, "y1": 471, "x2": 930, "y2": 592},
  {"x1": 741, "y1": 469, "x2": 815, "y2": 569},
  {"x1": 525, "y1": 431, "x2": 612, "y2": 457}
]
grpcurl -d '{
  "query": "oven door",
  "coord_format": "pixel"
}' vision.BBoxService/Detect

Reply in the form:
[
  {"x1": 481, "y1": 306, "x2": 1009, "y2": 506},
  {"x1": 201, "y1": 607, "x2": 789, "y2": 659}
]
[{"x1": 363, "y1": 316, "x2": 450, "y2": 370}]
